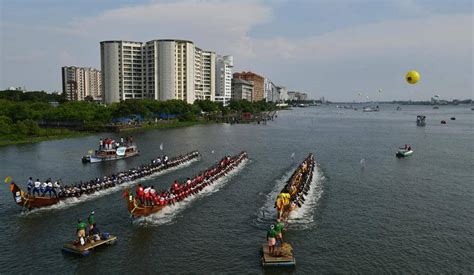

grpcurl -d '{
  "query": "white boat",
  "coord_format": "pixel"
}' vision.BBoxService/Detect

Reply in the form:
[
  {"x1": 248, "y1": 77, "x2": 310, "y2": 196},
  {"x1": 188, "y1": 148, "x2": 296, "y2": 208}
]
[
  {"x1": 82, "y1": 145, "x2": 138, "y2": 163},
  {"x1": 363, "y1": 106, "x2": 380, "y2": 112},
  {"x1": 396, "y1": 149, "x2": 413, "y2": 158}
]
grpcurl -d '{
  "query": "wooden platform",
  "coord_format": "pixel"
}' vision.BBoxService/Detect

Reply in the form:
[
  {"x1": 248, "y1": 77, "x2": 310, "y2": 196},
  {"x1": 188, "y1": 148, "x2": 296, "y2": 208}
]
[
  {"x1": 62, "y1": 235, "x2": 117, "y2": 256},
  {"x1": 261, "y1": 243, "x2": 296, "y2": 267}
]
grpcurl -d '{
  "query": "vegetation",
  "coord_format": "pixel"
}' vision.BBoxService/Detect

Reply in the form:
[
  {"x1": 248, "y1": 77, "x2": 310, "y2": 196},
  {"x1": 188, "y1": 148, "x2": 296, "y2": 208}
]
[{"x1": 0, "y1": 90, "x2": 277, "y2": 146}]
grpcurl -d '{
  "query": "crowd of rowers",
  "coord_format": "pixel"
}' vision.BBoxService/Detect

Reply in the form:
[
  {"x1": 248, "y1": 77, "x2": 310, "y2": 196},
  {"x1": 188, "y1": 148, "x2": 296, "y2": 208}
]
[
  {"x1": 23, "y1": 152, "x2": 199, "y2": 199},
  {"x1": 131, "y1": 152, "x2": 248, "y2": 207},
  {"x1": 275, "y1": 155, "x2": 314, "y2": 219}
]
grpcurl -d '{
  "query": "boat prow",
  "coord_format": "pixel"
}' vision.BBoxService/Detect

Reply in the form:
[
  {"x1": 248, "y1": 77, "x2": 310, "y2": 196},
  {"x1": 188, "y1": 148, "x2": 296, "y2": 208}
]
[
  {"x1": 62, "y1": 235, "x2": 117, "y2": 256},
  {"x1": 261, "y1": 243, "x2": 296, "y2": 267},
  {"x1": 10, "y1": 183, "x2": 60, "y2": 210}
]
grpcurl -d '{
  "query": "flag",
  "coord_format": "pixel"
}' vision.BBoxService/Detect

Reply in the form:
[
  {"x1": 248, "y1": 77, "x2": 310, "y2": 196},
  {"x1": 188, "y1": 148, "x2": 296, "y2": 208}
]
[
  {"x1": 159, "y1": 142, "x2": 163, "y2": 151},
  {"x1": 4, "y1": 176, "x2": 12, "y2": 183}
]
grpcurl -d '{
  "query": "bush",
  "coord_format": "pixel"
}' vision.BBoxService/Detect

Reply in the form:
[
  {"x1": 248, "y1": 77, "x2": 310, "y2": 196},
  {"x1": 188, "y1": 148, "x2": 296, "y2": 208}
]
[{"x1": 0, "y1": 116, "x2": 13, "y2": 135}]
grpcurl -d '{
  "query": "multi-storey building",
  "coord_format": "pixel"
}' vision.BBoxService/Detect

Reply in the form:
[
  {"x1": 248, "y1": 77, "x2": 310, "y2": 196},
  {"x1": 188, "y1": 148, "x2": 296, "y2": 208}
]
[
  {"x1": 233, "y1": 71, "x2": 264, "y2": 102},
  {"x1": 215, "y1": 55, "x2": 233, "y2": 106},
  {"x1": 101, "y1": 39, "x2": 219, "y2": 104},
  {"x1": 231, "y1": 78, "x2": 253, "y2": 101},
  {"x1": 100, "y1": 41, "x2": 145, "y2": 104},
  {"x1": 264, "y1": 78, "x2": 280, "y2": 103},
  {"x1": 276, "y1": 86, "x2": 288, "y2": 102},
  {"x1": 195, "y1": 48, "x2": 216, "y2": 101},
  {"x1": 62, "y1": 66, "x2": 101, "y2": 101}
]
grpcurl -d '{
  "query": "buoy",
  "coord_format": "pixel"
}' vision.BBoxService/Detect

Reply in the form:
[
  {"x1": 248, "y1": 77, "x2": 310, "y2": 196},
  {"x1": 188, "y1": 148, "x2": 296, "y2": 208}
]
[{"x1": 406, "y1": 71, "x2": 420, "y2": 84}]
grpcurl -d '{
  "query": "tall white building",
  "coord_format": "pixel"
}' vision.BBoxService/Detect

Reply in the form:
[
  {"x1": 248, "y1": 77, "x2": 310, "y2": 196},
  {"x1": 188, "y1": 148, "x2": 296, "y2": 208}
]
[
  {"x1": 100, "y1": 41, "x2": 145, "y2": 104},
  {"x1": 276, "y1": 86, "x2": 288, "y2": 102},
  {"x1": 62, "y1": 66, "x2": 101, "y2": 101},
  {"x1": 101, "y1": 39, "x2": 219, "y2": 104},
  {"x1": 195, "y1": 48, "x2": 216, "y2": 101},
  {"x1": 264, "y1": 78, "x2": 279, "y2": 103},
  {"x1": 215, "y1": 55, "x2": 233, "y2": 106}
]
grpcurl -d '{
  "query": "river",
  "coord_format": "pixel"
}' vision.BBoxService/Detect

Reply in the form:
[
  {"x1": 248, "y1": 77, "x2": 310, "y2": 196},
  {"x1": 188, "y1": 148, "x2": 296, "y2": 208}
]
[{"x1": 0, "y1": 104, "x2": 472, "y2": 273}]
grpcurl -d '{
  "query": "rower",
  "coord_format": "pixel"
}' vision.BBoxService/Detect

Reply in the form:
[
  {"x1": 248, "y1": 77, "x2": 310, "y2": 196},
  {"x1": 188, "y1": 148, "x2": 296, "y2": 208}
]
[
  {"x1": 150, "y1": 186, "x2": 157, "y2": 205},
  {"x1": 136, "y1": 184, "x2": 144, "y2": 204},
  {"x1": 41, "y1": 180, "x2": 48, "y2": 196},
  {"x1": 76, "y1": 219, "x2": 87, "y2": 246},
  {"x1": 144, "y1": 186, "x2": 151, "y2": 206},
  {"x1": 163, "y1": 155, "x2": 169, "y2": 164},
  {"x1": 26, "y1": 177, "x2": 33, "y2": 195}
]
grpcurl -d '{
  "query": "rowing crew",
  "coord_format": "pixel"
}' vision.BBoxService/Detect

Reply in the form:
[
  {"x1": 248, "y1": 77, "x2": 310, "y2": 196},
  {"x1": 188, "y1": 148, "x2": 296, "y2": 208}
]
[
  {"x1": 23, "y1": 151, "x2": 199, "y2": 199},
  {"x1": 132, "y1": 152, "x2": 247, "y2": 207},
  {"x1": 26, "y1": 177, "x2": 61, "y2": 198}
]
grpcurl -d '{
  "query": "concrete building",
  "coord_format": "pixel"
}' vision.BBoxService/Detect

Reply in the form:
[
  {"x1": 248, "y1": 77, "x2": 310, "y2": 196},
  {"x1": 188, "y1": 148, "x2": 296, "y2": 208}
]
[
  {"x1": 62, "y1": 66, "x2": 101, "y2": 101},
  {"x1": 215, "y1": 55, "x2": 233, "y2": 106},
  {"x1": 231, "y1": 78, "x2": 253, "y2": 101},
  {"x1": 264, "y1": 78, "x2": 280, "y2": 103},
  {"x1": 195, "y1": 48, "x2": 216, "y2": 101},
  {"x1": 100, "y1": 40, "x2": 145, "y2": 104},
  {"x1": 277, "y1": 86, "x2": 288, "y2": 102},
  {"x1": 287, "y1": 91, "x2": 308, "y2": 101},
  {"x1": 233, "y1": 71, "x2": 264, "y2": 102},
  {"x1": 101, "y1": 39, "x2": 220, "y2": 104}
]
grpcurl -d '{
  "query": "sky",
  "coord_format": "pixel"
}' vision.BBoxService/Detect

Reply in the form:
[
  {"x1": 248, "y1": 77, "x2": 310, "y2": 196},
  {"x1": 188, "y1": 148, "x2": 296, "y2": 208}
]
[{"x1": 0, "y1": 0, "x2": 472, "y2": 101}]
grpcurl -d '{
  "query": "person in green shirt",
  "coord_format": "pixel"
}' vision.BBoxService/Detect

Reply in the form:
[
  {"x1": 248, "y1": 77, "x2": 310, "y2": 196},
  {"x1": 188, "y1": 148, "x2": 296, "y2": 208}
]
[
  {"x1": 275, "y1": 219, "x2": 285, "y2": 245},
  {"x1": 267, "y1": 224, "x2": 277, "y2": 256},
  {"x1": 88, "y1": 210, "x2": 95, "y2": 230},
  {"x1": 76, "y1": 219, "x2": 87, "y2": 246}
]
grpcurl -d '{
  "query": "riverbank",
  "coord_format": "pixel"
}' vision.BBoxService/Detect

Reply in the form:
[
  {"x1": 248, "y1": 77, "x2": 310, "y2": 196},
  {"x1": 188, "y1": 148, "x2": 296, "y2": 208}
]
[{"x1": 0, "y1": 120, "x2": 214, "y2": 146}]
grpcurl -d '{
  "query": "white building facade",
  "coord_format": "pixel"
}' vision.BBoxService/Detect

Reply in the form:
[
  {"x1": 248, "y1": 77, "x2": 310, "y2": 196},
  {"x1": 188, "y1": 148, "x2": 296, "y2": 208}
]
[
  {"x1": 62, "y1": 66, "x2": 102, "y2": 101},
  {"x1": 101, "y1": 39, "x2": 220, "y2": 104},
  {"x1": 215, "y1": 55, "x2": 233, "y2": 106}
]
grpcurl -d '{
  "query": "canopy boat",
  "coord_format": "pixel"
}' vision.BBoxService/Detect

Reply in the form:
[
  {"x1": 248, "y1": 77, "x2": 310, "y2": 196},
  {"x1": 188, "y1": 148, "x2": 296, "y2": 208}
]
[
  {"x1": 125, "y1": 151, "x2": 248, "y2": 218},
  {"x1": 10, "y1": 151, "x2": 200, "y2": 210},
  {"x1": 62, "y1": 234, "x2": 117, "y2": 256},
  {"x1": 275, "y1": 154, "x2": 315, "y2": 222},
  {"x1": 396, "y1": 149, "x2": 413, "y2": 158},
  {"x1": 416, "y1": 115, "x2": 426, "y2": 126},
  {"x1": 82, "y1": 144, "x2": 138, "y2": 163}
]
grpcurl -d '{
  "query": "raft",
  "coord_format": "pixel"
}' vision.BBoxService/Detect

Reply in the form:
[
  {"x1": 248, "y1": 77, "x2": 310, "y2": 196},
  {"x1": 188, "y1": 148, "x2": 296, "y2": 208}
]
[
  {"x1": 261, "y1": 243, "x2": 296, "y2": 267},
  {"x1": 62, "y1": 235, "x2": 117, "y2": 256}
]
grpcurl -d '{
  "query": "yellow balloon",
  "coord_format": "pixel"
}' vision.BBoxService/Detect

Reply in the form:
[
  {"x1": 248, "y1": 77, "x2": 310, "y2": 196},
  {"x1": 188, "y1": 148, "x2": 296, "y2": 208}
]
[{"x1": 406, "y1": 70, "x2": 420, "y2": 84}]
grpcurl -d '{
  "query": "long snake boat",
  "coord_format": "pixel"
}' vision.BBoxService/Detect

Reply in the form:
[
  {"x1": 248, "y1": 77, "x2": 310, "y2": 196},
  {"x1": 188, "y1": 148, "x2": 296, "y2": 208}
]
[
  {"x1": 275, "y1": 153, "x2": 315, "y2": 222},
  {"x1": 10, "y1": 151, "x2": 200, "y2": 210},
  {"x1": 125, "y1": 151, "x2": 248, "y2": 218}
]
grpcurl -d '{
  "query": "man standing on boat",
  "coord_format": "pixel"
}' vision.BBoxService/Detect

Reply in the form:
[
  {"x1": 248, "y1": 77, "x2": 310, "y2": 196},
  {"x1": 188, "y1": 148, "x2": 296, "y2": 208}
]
[
  {"x1": 267, "y1": 224, "x2": 277, "y2": 256},
  {"x1": 26, "y1": 177, "x2": 33, "y2": 195},
  {"x1": 88, "y1": 211, "x2": 95, "y2": 231},
  {"x1": 275, "y1": 219, "x2": 285, "y2": 245},
  {"x1": 33, "y1": 179, "x2": 41, "y2": 196},
  {"x1": 77, "y1": 219, "x2": 87, "y2": 246}
]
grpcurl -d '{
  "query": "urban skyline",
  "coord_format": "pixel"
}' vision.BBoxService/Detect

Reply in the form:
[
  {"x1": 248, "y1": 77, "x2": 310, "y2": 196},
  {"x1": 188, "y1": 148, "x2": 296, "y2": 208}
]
[{"x1": 2, "y1": 0, "x2": 471, "y2": 101}]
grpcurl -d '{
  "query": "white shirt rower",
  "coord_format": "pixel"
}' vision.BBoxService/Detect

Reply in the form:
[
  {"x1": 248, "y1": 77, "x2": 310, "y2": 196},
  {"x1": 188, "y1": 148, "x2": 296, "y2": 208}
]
[
  {"x1": 47, "y1": 181, "x2": 53, "y2": 188},
  {"x1": 41, "y1": 182, "x2": 48, "y2": 189},
  {"x1": 34, "y1": 180, "x2": 41, "y2": 188}
]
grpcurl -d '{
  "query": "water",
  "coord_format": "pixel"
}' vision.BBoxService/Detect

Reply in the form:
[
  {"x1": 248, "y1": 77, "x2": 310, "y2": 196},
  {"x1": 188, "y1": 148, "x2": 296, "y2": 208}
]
[{"x1": 0, "y1": 104, "x2": 472, "y2": 273}]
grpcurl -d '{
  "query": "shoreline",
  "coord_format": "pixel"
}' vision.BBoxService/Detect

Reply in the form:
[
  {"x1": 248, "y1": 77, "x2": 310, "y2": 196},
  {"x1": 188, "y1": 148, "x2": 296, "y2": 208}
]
[{"x1": 0, "y1": 120, "x2": 214, "y2": 147}]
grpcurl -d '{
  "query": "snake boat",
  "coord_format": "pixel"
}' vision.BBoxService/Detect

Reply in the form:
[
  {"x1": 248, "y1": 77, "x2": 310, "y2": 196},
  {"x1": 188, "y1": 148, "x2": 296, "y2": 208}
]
[
  {"x1": 125, "y1": 151, "x2": 248, "y2": 218},
  {"x1": 10, "y1": 151, "x2": 200, "y2": 210}
]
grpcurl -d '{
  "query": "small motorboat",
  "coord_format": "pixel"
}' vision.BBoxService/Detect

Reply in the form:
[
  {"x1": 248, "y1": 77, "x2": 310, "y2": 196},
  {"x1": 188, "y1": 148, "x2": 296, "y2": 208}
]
[
  {"x1": 433, "y1": 105, "x2": 439, "y2": 109},
  {"x1": 396, "y1": 106, "x2": 402, "y2": 111},
  {"x1": 441, "y1": 120, "x2": 447, "y2": 124},
  {"x1": 396, "y1": 149, "x2": 413, "y2": 158},
  {"x1": 416, "y1": 115, "x2": 426, "y2": 126},
  {"x1": 363, "y1": 106, "x2": 380, "y2": 112},
  {"x1": 62, "y1": 234, "x2": 117, "y2": 256},
  {"x1": 450, "y1": 117, "x2": 456, "y2": 120}
]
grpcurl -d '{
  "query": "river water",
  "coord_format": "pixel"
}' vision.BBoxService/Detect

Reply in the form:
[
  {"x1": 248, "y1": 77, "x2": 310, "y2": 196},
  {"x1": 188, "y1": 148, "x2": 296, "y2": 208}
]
[{"x1": 0, "y1": 104, "x2": 472, "y2": 273}]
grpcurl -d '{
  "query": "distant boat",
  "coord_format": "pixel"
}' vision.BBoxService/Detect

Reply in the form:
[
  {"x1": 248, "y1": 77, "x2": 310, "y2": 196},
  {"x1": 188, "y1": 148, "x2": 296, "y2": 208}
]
[
  {"x1": 433, "y1": 105, "x2": 439, "y2": 109},
  {"x1": 396, "y1": 148, "x2": 413, "y2": 158},
  {"x1": 396, "y1": 106, "x2": 402, "y2": 111},
  {"x1": 363, "y1": 105, "x2": 380, "y2": 112},
  {"x1": 416, "y1": 115, "x2": 426, "y2": 126}
]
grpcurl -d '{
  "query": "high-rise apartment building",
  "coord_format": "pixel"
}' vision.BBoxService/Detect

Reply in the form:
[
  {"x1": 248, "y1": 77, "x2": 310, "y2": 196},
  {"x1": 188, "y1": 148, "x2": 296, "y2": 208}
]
[
  {"x1": 233, "y1": 71, "x2": 265, "y2": 102},
  {"x1": 62, "y1": 66, "x2": 101, "y2": 101},
  {"x1": 215, "y1": 55, "x2": 233, "y2": 106},
  {"x1": 100, "y1": 41, "x2": 145, "y2": 104},
  {"x1": 101, "y1": 39, "x2": 219, "y2": 104}
]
